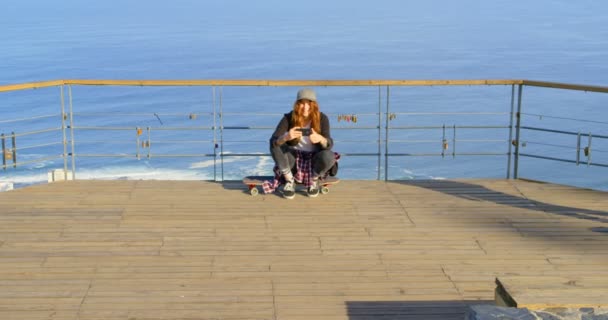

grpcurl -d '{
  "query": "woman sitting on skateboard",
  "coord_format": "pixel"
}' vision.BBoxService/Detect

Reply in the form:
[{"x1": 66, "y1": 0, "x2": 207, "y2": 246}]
[{"x1": 268, "y1": 88, "x2": 337, "y2": 199}]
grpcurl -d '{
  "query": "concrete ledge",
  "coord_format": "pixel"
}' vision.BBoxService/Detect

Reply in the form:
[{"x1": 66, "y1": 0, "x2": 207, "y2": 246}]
[
  {"x1": 0, "y1": 181, "x2": 13, "y2": 192},
  {"x1": 467, "y1": 305, "x2": 608, "y2": 320},
  {"x1": 47, "y1": 169, "x2": 73, "y2": 182},
  {"x1": 495, "y1": 277, "x2": 608, "y2": 309},
  {"x1": 488, "y1": 277, "x2": 608, "y2": 319}
]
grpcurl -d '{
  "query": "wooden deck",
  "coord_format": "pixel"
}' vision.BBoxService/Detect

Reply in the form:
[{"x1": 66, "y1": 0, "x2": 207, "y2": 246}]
[{"x1": 0, "y1": 179, "x2": 607, "y2": 320}]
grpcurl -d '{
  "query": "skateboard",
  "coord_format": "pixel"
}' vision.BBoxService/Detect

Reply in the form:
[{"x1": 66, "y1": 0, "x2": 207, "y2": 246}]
[{"x1": 242, "y1": 176, "x2": 340, "y2": 196}]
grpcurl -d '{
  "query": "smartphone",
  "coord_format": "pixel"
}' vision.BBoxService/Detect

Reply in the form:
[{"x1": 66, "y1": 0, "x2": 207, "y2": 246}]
[{"x1": 297, "y1": 128, "x2": 312, "y2": 136}]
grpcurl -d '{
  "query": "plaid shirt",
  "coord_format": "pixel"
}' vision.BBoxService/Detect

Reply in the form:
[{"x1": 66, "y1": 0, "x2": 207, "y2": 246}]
[{"x1": 262, "y1": 150, "x2": 340, "y2": 194}]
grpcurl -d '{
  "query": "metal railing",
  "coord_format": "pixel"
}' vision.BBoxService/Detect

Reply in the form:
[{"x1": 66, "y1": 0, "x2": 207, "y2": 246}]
[{"x1": 1, "y1": 79, "x2": 607, "y2": 185}]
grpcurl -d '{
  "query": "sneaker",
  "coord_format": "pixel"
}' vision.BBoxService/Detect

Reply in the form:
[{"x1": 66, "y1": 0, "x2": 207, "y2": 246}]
[
  {"x1": 307, "y1": 179, "x2": 320, "y2": 198},
  {"x1": 283, "y1": 179, "x2": 295, "y2": 199}
]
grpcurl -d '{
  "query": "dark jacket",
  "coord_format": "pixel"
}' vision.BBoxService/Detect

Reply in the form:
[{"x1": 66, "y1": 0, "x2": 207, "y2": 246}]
[{"x1": 270, "y1": 111, "x2": 334, "y2": 150}]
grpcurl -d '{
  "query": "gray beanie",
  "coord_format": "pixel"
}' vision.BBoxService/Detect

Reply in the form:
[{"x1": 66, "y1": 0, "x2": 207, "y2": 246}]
[{"x1": 296, "y1": 88, "x2": 317, "y2": 102}]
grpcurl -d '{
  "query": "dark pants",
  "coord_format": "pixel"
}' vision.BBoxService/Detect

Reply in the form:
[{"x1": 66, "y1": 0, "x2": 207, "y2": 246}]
[{"x1": 270, "y1": 144, "x2": 335, "y2": 178}]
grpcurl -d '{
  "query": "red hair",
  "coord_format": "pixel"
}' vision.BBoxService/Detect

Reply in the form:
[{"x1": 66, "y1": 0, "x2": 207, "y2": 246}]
[{"x1": 291, "y1": 100, "x2": 321, "y2": 133}]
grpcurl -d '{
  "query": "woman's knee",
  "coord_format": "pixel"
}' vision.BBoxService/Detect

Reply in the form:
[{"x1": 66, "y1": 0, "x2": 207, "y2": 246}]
[
  {"x1": 318, "y1": 150, "x2": 335, "y2": 163},
  {"x1": 314, "y1": 150, "x2": 335, "y2": 173}
]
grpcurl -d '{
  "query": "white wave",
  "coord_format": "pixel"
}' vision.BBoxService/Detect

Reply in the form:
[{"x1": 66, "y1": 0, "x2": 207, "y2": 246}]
[
  {"x1": 189, "y1": 157, "x2": 243, "y2": 169},
  {"x1": 75, "y1": 167, "x2": 212, "y2": 181},
  {"x1": 189, "y1": 152, "x2": 265, "y2": 169},
  {"x1": 400, "y1": 168, "x2": 445, "y2": 180},
  {"x1": 1, "y1": 165, "x2": 215, "y2": 188},
  {"x1": 253, "y1": 156, "x2": 272, "y2": 175}
]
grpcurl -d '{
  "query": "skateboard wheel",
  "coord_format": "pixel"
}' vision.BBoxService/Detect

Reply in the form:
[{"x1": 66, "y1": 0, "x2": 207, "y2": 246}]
[
  {"x1": 250, "y1": 188, "x2": 259, "y2": 196},
  {"x1": 321, "y1": 186, "x2": 329, "y2": 194}
]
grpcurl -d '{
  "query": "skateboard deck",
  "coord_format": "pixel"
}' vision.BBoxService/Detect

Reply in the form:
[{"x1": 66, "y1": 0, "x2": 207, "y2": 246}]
[{"x1": 242, "y1": 176, "x2": 339, "y2": 196}]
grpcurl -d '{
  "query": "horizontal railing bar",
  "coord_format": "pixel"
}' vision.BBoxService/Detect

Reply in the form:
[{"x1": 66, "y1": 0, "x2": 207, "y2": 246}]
[
  {"x1": 73, "y1": 141, "x2": 140, "y2": 145},
  {"x1": 522, "y1": 80, "x2": 608, "y2": 93},
  {"x1": 63, "y1": 79, "x2": 525, "y2": 87},
  {"x1": 145, "y1": 140, "x2": 214, "y2": 144},
  {"x1": 209, "y1": 140, "x2": 266, "y2": 143},
  {"x1": 457, "y1": 139, "x2": 510, "y2": 143},
  {"x1": 525, "y1": 141, "x2": 607, "y2": 153},
  {"x1": 221, "y1": 112, "x2": 285, "y2": 116},
  {"x1": 15, "y1": 142, "x2": 63, "y2": 150},
  {"x1": 334, "y1": 127, "x2": 379, "y2": 130},
  {"x1": 336, "y1": 153, "x2": 379, "y2": 156},
  {"x1": 389, "y1": 125, "x2": 510, "y2": 129},
  {"x1": 77, "y1": 154, "x2": 217, "y2": 158},
  {"x1": 10, "y1": 128, "x2": 62, "y2": 138},
  {"x1": 1, "y1": 155, "x2": 63, "y2": 168},
  {"x1": 219, "y1": 153, "x2": 382, "y2": 157},
  {"x1": 73, "y1": 112, "x2": 215, "y2": 117},
  {"x1": 222, "y1": 126, "x2": 277, "y2": 130},
  {"x1": 389, "y1": 139, "x2": 507, "y2": 143},
  {"x1": 221, "y1": 126, "x2": 381, "y2": 130},
  {"x1": 393, "y1": 112, "x2": 509, "y2": 116},
  {"x1": 76, "y1": 154, "x2": 138, "y2": 158},
  {"x1": 72, "y1": 126, "x2": 216, "y2": 131},
  {"x1": 523, "y1": 141, "x2": 574, "y2": 149},
  {"x1": 2, "y1": 79, "x2": 605, "y2": 93},
  {"x1": 222, "y1": 140, "x2": 384, "y2": 144},
  {"x1": 0, "y1": 114, "x2": 61, "y2": 124},
  {"x1": 521, "y1": 112, "x2": 608, "y2": 125},
  {"x1": 0, "y1": 79, "x2": 526, "y2": 92},
  {"x1": 140, "y1": 154, "x2": 217, "y2": 157},
  {"x1": 388, "y1": 152, "x2": 508, "y2": 156},
  {"x1": 328, "y1": 113, "x2": 379, "y2": 116},
  {"x1": 147, "y1": 127, "x2": 214, "y2": 131},
  {"x1": 333, "y1": 140, "x2": 382, "y2": 143},
  {"x1": 0, "y1": 80, "x2": 64, "y2": 92},
  {"x1": 520, "y1": 153, "x2": 608, "y2": 168},
  {"x1": 521, "y1": 126, "x2": 608, "y2": 139},
  {"x1": 220, "y1": 153, "x2": 269, "y2": 157},
  {"x1": 73, "y1": 126, "x2": 137, "y2": 131},
  {"x1": 224, "y1": 112, "x2": 380, "y2": 117},
  {"x1": 390, "y1": 140, "x2": 445, "y2": 143}
]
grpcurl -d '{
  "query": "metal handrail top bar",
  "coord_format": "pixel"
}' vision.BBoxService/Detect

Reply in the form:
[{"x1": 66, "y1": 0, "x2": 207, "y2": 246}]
[{"x1": 2, "y1": 79, "x2": 607, "y2": 93}]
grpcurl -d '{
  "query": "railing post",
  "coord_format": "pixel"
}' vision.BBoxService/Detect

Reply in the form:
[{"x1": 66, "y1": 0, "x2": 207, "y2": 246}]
[
  {"x1": 587, "y1": 134, "x2": 592, "y2": 167},
  {"x1": 452, "y1": 124, "x2": 456, "y2": 158},
  {"x1": 213, "y1": 86, "x2": 218, "y2": 182},
  {"x1": 441, "y1": 124, "x2": 446, "y2": 158},
  {"x1": 576, "y1": 132, "x2": 581, "y2": 166},
  {"x1": 68, "y1": 85, "x2": 76, "y2": 180},
  {"x1": 1, "y1": 133, "x2": 6, "y2": 170},
  {"x1": 513, "y1": 84, "x2": 523, "y2": 179},
  {"x1": 507, "y1": 85, "x2": 516, "y2": 179},
  {"x1": 147, "y1": 127, "x2": 151, "y2": 159},
  {"x1": 219, "y1": 86, "x2": 224, "y2": 181},
  {"x1": 60, "y1": 85, "x2": 68, "y2": 179},
  {"x1": 384, "y1": 86, "x2": 390, "y2": 181},
  {"x1": 11, "y1": 132, "x2": 17, "y2": 168},
  {"x1": 377, "y1": 86, "x2": 382, "y2": 180},
  {"x1": 136, "y1": 127, "x2": 141, "y2": 160}
]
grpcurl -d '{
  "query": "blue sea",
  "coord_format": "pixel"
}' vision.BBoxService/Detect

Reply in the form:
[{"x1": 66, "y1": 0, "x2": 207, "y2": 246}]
[{"x1": 1, "y1": 0, "x2": 607, "y2": 190}]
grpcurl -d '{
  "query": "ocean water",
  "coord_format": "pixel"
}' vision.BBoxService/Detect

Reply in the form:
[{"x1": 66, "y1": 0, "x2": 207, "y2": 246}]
[{"x1": 1, "y1": 0, "x2": 607, "y2": 190}]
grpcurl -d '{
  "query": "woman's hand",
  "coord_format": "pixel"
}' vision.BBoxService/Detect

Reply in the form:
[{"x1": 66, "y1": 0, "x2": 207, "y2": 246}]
[
  {"x1": 284, "y1": 127, "x2": 303, "y2": 141},
  {"x1": 309, "y1": 128, "x2": 326, "y2": 146}
]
